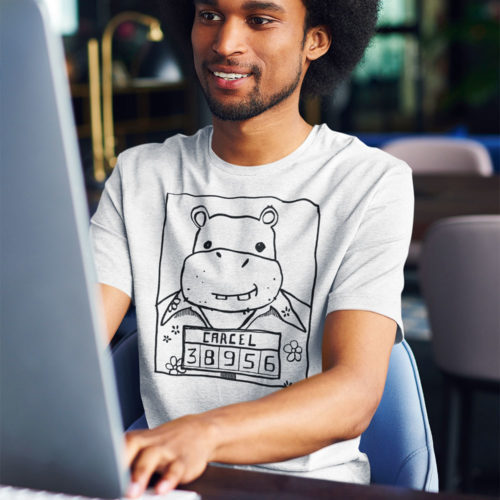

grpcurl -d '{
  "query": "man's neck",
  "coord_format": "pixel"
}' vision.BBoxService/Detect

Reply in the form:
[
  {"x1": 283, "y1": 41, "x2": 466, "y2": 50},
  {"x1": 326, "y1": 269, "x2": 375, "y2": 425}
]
[{"x1": 210, "y1": 101, "x2": 313, "y2": 166}]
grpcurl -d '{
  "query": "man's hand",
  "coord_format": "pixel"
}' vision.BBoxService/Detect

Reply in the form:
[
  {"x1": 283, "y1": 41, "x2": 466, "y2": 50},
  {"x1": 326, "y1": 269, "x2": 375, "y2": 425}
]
[{"x1": 125, "y1": 414, "x2": 217, "y2": 497}]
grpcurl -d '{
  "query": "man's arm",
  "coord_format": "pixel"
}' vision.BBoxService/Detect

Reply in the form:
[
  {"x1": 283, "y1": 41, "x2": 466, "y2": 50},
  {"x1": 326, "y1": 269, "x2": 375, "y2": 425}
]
[
  {"x1": 99, "y1": 283, "x2": 131, "y2": 344},
  {"x1": 124, "y1": 309, "x2": 396, "y2": 497}
]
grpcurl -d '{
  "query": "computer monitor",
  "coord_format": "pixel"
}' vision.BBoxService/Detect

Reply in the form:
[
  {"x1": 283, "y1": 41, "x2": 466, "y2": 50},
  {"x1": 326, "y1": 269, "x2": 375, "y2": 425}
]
[{"x1": 0, "y1": 0, "x2": 127, "y2": 496}]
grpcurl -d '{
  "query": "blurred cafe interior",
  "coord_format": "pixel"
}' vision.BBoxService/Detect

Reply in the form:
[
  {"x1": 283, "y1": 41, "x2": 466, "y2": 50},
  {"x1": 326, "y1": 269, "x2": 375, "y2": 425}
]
[{"x1": 36, "y1": 0, "x2": 500, "y2": 497}]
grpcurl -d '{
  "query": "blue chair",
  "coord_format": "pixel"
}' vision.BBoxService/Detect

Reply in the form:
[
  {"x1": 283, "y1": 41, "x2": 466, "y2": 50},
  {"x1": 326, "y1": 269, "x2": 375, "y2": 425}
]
[
  {"x1": 112, "y1": 331, "x2": 438, "y2": 490},
  {"x1": 112, "y1": 331, "x2": 144, "y2": 430},
  {"x1": 360, "y1": 340, "x2": 438, "y2": 491}
]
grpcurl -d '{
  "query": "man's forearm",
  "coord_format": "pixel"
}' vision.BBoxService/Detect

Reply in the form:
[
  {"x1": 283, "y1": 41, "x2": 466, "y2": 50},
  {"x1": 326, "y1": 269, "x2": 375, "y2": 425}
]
[
  {"x1": 204, "y1": 363, "x2": 381, "y2": 465},
  {"x1": 99, "y1": 283, "x2": 131, "y2": 344}
]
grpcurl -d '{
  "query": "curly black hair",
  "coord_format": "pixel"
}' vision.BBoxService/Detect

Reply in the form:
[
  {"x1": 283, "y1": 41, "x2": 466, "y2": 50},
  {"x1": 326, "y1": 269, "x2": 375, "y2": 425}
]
[
  {"x1": 302, "y1": 0, "x2": 380, "y2": 95},
  {"x1": 159, "y1": 0, "x2": 380, "y2": 96}
]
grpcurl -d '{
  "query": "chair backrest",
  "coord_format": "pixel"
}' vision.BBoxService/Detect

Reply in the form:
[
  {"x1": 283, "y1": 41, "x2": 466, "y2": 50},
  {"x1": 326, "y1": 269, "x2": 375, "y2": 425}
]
[
  {"x1": 112, "y1": 331, "x2": 144, "y2": 429},
  {"x1": 382, "y1": 138, "x2": 493, "y2": 176},
  {"x1": 360, "y1": 340, "x2": 438, "y2": 491},
  {"x1": 419, "y1": 215, "x2": 500, "y2": 381}
]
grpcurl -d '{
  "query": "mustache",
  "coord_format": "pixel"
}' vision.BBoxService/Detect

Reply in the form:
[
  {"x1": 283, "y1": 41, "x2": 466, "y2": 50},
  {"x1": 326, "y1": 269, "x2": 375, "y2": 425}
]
[{"x1": 202, "y1": 58, "x2": 261, "y2": 77}]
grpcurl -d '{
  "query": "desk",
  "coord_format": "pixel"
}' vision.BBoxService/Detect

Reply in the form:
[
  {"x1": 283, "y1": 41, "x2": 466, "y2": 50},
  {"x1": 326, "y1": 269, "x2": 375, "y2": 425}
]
[
  {"x1": 413, "y1": 175, "x2": 500, "y2": 240},
  {"x1": 180, "y1": 466, "x2": 484, "y2": 499}
]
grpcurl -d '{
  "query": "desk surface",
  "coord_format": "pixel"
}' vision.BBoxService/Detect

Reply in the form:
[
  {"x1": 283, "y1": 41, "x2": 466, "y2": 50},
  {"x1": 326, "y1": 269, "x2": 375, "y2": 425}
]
[
  {"x1": 180, "y1": 466, "x2": 486, "y2": 500},
  {"x1": 413, "y1": 175, "x2": 500, "y2": 240}
]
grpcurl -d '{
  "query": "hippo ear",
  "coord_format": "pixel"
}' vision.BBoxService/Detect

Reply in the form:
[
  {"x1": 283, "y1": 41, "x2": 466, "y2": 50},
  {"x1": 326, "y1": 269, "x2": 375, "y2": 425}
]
[
  {"x1": 191, "y1": 206, "x2": 210, "y2": 228},
  {"x1": 260, "y1": 205, "x2": 278, "y2": 227}
]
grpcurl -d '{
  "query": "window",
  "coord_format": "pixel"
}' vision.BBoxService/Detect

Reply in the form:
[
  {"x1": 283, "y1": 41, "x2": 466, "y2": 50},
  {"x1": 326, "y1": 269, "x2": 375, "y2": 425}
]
[
  {"x1": 348, "y1": 0, "x2": 421, "y2": 132},
  {"x1": 42, "y1": 0, "x2": 78, "y2": 36}
]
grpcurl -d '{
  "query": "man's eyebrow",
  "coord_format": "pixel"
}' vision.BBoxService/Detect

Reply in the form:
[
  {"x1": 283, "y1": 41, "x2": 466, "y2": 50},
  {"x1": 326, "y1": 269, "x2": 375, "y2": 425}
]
[
  {"x1": 193, "y1": 0, "x2": 286, "y2": 13},
  {"x1": 242, "y1": 1, "x2": 286, "y2": 13},
  {"x1": 194, "y1": 0, "x2": 218, "y2": 6}
]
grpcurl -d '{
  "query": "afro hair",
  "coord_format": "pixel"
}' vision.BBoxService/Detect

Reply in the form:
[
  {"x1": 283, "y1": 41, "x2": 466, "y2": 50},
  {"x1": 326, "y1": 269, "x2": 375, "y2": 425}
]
[{"x1": 302, "y1": 0, "x2": 380, "y2": 95}]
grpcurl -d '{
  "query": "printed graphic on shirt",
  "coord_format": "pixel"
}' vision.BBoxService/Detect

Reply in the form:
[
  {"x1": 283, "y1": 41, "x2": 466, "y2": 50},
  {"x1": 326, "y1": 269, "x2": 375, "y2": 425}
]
[{"x1": 155, "y1": 194, "x2": 320, "y2": 387}]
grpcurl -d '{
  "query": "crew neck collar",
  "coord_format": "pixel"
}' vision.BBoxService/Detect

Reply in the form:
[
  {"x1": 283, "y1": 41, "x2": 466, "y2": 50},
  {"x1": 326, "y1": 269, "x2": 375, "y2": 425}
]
[{"x1": 206, "y1": 124, "x2": 323, "y2": 176}]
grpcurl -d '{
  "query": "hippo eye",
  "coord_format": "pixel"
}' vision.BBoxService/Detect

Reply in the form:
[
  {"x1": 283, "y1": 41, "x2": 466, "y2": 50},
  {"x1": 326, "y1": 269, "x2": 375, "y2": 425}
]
[
  {"x1": 255, "y1": 242, "x2": 266, "y2": 253},
  {"x1": 203, "y1": 241, "x2": 212, "y2": 249}
]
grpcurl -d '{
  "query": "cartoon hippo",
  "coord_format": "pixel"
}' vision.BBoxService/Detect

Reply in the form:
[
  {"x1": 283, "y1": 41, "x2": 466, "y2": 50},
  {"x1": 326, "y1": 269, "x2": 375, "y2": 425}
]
[
  {"x1": 181, "y1": 205, "x2": 283, "y2": 313},
  {"x1": 156, "y1": 204, "x2": 310, "y2": 385}
]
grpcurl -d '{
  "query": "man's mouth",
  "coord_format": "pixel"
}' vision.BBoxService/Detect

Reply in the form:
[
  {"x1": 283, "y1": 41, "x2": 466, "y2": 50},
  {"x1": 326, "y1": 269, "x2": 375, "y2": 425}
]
[
  {"x1": 212, "y1": 71, "x2": 250, "y2": 81},
  {"x1": 212, "y1": 284, "x2": 258, "y2": 301}
]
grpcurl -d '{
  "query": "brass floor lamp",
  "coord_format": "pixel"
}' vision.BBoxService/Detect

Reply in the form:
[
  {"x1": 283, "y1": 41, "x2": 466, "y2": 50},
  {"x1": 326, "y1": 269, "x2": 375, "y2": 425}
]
[{"x1": 87, "y1": 12, "x2": 163, "y2": 182}]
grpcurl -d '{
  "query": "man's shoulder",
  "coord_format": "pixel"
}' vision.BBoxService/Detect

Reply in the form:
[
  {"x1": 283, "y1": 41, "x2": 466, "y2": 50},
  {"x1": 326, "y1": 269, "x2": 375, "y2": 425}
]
[
  {"x1": 315, "y1": 124, "x2": 411, "y2": 176},
  {"x1": 116, "y1": 126, "x2": 212, "y2": 167}
]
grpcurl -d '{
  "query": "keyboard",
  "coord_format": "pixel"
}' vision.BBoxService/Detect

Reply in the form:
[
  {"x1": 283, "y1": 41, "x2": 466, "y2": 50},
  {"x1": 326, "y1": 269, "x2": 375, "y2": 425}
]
[{"x1": 0, "y1": 485, "x2": 201, "y2": 500}]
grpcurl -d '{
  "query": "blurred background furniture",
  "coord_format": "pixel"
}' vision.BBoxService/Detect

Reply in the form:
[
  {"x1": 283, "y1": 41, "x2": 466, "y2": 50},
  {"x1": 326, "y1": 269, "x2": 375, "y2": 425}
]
[
  {"x1": 360, "y1": 341, "x2": 438, "y2": 491},
  {"x1": 419, "y1": 215, "x2": 500, "y2": 492},
  {"x1": 382, "y1": 137, "x2": 494, "y2": 176},
  {"x1": 100, "y1": 12, "x2": 164, "y2": 172},
  {"x1": 382, "y1": 138, "x2": 495, "y2": 268},
  {"x1": 412, "y1": 175, "x2": 500, "y2": 242}
]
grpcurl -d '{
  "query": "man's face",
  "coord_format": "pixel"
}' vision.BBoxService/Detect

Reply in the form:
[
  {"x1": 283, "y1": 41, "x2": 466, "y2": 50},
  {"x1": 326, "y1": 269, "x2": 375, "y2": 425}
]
[{"x1": 191, "y1": 0, "x2": 309, "y2": 121}]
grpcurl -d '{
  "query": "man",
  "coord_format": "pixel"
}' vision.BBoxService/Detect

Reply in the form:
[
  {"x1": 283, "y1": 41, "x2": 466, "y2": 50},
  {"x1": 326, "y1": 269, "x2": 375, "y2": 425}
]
[{"x1": 90, "y1": 0, "x2": 414, "y2": 497}]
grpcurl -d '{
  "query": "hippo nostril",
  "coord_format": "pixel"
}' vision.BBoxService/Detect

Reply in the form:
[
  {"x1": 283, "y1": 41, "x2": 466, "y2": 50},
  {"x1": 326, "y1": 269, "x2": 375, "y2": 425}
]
[
  {"x1": 216, "y1": 251, "x2": 222, "y2": 258},
  {"x1": 241, "y1": 258, "x2": 249, "y2": 268}
]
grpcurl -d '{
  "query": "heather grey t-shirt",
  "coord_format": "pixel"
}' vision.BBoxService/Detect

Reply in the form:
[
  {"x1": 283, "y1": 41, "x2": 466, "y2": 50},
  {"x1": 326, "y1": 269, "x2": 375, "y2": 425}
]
[{"x1": 90, "y1": 124, "x2": 413, "y2": 484}]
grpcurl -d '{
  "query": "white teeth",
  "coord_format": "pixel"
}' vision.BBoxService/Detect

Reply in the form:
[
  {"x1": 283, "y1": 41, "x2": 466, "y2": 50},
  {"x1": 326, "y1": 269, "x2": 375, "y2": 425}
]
[
  {"x1": 213, "y1": 71, "x2": 249, "y2": 80},
  {"x1": 212, "y1": 286, "x2": 257, "y2": 301}
]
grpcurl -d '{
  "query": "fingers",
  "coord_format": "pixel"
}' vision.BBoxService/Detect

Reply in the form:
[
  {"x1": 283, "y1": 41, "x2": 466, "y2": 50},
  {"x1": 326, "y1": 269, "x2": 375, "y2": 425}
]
[
  {"x1": 125, "y1": 430, "x2": 151, "y2": 468},
  {"x1": 124, "y1": 419, "x2": 213, "y2": 498},
  {"x1": 127, "y1": 446, "x2": 165, "y2": 498},
  {"x1": 126, "y1": 449, "x2": 188, "y2": 498},
  {"x1": 155, "y1": 461, "x2": 186, "y2": 495}
]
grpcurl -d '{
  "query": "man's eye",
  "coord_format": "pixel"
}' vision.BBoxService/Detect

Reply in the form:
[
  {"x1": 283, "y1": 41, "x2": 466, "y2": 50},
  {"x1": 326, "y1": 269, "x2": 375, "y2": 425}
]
[
  {"x1": 248, "y1": 17, "x2": 272, "y2": 26},
  {"x1": 199, "y1": 11, "x2": 222, "y2": 22}
]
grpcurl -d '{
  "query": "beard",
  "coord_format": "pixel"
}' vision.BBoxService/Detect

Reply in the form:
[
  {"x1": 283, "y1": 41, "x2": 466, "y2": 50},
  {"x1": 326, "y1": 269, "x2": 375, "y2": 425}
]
[{"x1": 200, "y1": 57, "x2": 303, "y2": 122}]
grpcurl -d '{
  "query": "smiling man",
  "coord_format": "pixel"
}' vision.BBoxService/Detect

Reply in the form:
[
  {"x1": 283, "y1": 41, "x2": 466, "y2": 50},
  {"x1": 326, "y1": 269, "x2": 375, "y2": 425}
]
[{"x1": 90, "y1": 0, "x2": 414, "y2": 497}]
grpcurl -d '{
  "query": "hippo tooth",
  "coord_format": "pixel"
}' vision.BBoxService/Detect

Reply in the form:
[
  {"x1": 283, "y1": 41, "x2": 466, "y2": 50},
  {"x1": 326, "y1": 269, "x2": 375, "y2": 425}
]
[
  {"x1": 237, "y1": 293, "x2": 251, "y2": 301},
  {"x1": 215, "y1": 294, "x2": 227, "y2": 300}
]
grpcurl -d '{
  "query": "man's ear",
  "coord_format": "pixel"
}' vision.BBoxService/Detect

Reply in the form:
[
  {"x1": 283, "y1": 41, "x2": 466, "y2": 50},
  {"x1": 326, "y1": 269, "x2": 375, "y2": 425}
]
[{"x1": 304, "y1": 25, "x2": 331, "y2": 62}]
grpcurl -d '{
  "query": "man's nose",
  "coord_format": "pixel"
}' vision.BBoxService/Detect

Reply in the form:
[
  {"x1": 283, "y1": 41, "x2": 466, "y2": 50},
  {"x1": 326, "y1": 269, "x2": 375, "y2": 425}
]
[{"x1": 212, "y1": 18, "x2": 246, "y2": 57}]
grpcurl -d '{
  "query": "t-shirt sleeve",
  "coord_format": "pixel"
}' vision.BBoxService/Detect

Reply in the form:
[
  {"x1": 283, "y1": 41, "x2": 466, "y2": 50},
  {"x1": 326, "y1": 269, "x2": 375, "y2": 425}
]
[
  {"x1": 326, "y1": 163, "x2": 414, "y2": 342},
  {"x1": 89, "y1": 160, "x2": 133, "y2": 299}
]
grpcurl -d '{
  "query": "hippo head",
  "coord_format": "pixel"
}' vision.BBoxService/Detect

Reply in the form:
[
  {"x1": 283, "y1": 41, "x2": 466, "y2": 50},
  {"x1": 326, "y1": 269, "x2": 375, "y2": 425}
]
[{"x1": 181, "y1": 205, "x2": 283, "y2": 312}]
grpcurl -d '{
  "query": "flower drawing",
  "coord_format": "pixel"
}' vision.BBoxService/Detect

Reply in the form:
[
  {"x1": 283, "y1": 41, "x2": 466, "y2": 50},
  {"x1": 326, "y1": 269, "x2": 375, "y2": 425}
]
[
  {"x1": 283, "y1": 340, "x2": 302, "y2": 362},
  {"x1": 281, "y1": 306, "x2": 291, "y2": 317},
  {"x1": 165, "y1": 356, "x2": 186, "y2": 375}
]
